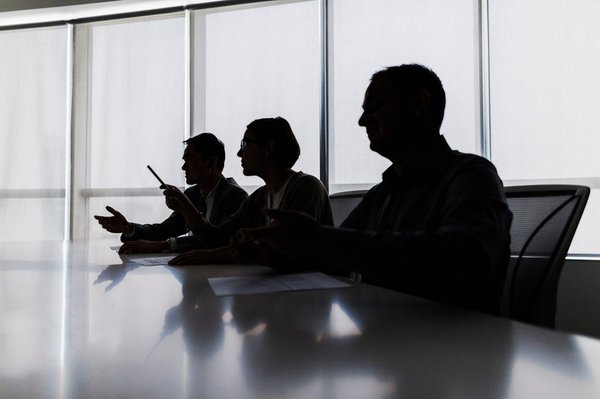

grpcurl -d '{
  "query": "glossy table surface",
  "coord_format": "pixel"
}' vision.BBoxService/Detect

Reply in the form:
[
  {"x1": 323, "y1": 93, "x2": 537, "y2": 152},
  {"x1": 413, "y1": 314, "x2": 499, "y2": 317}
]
[{"x1": 2, "y1": 239, "x2": 600, "y2": 399}]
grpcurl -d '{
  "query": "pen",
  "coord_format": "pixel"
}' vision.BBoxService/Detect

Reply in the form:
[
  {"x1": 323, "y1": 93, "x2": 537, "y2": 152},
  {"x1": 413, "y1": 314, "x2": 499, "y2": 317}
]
[{"x1": 147, "y1": 165, "x2": 166, "y2": 188}]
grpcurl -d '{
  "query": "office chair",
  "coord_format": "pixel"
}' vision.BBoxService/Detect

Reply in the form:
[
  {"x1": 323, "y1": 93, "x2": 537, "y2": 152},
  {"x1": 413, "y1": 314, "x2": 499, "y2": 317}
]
[
  {"x1": 502, "y1": 184, "x2": 590, "y2": 328},
  {"x1": 328, "y1": 190, "x2": 368, "y2": 282},
  {"x1": 329, "y1": 190, "x2": 368, "y2": 227}
]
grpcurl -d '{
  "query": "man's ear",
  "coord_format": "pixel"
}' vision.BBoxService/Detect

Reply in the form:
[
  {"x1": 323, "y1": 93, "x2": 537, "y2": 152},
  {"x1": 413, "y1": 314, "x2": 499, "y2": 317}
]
[
  {"x1": 410, "y1": 88, "x2": 431, "y2": 117},
  {"x1": 206, "y1": 155, "x2": 218, "y2": 169}
]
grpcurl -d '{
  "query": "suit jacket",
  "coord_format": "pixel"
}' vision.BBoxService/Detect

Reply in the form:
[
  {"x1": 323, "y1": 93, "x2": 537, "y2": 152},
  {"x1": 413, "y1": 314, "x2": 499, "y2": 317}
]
[{"x1": 121, "y1": 177, "x2": 248, "y2": 251}]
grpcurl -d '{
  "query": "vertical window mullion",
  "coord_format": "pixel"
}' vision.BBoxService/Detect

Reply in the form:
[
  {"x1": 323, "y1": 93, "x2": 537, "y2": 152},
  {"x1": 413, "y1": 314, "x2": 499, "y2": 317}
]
[
  {"x1": 64, "y1": 22, "x2": 74, "y2": 241},
  {"x1": 184, "y1": 9, "x2": 192, "y2": 143},
  {"x1": 319, "y1": 0, "x2": 329, "y2": 189},
  {"x1": 479, "y1": 0, "x2": 491, "y2": 160}
]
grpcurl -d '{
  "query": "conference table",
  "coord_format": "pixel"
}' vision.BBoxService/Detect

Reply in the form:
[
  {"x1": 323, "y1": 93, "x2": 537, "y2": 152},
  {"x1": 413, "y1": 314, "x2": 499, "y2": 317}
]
[{"x1": 2, "y1": 239, "x2": 600, "y2": 399}]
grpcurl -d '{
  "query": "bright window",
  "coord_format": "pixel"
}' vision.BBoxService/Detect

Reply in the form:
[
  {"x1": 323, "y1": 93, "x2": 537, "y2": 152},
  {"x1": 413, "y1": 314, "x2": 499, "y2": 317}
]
[
  {"x1": 2, "y1": 0, "x2": 600, "y2": 254},
  {"x1": 329, "y1": 0, "x2": 480, "y2": 192},
  {"x1": 0, "y1": 26, "x2": 67, "y2": 241},
  {"x1": 193, "y1": 1, "x2": 320, "y2": 189},
  {"x1": 83, "y1": 15, "x2": 186, "y2": 239},
  {"x1": 489, "y1": 0, "x2": 600, "y2": 253}
]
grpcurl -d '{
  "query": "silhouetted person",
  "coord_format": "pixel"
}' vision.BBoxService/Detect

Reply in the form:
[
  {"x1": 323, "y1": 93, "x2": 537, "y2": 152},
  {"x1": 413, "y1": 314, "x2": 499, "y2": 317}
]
[
  {"x1": 94, "y1": 133, "x2": 248, "y2": 254},
  {"x1": 163, "y1": 117, "x2": 333, "y2": 266},
  {"x1": 233, "y1": 64, "x2": 513, "y2": 315}
]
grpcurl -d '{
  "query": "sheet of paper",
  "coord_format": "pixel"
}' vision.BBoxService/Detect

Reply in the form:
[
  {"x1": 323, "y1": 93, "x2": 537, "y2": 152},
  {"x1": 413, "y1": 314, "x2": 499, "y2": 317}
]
[
  {"x1": 208, "y1": 272, "x2": 351, "y2": 296},
  {"x1": 129, "y1": 256, "x2": 176, "y2": 266}
]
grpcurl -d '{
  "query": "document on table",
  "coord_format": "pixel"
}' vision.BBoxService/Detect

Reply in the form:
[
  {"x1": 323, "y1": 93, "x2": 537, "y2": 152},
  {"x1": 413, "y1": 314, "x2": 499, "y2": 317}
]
[
  {"x1": 208, "y1": 272, "x2": 351, "y2": 296},
  {"x1": 129, "y1": 256, "x2": 176, "y2": 266}
]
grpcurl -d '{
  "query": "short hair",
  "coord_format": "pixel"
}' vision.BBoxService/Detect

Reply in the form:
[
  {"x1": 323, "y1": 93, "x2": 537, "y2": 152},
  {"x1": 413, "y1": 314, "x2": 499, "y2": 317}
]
[
  {"x1": 246, "y1": 117, "x2": 300, "y2": 168},
  {"x1": 183, "y1": 132, "x2": 226, "y2": 171},
  {"x1": 371, "y1": 64, "x2": 446, "y2": 130}
]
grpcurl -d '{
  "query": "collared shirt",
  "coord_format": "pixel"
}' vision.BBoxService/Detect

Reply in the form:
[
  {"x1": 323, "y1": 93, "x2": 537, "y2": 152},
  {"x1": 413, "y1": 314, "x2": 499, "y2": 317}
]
[
  {"x1": 317, "y1": 135, "x2": 513, "y2": 315},
  {"x1": 202, "y1": 176, "x2": 221, "y2": 223}
]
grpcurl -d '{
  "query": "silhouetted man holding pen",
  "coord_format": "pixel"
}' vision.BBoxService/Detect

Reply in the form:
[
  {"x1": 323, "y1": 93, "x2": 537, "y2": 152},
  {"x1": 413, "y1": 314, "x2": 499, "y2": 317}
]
[
  {"x1": 95, "y1": 133, "x2": 248, "y2": 253},
  {"x1": 233, "y1": 64, "x2": 513, "y2": 315}
]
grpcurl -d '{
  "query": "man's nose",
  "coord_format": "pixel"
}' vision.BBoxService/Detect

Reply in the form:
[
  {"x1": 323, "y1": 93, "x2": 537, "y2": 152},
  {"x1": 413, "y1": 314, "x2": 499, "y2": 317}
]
[{"x1": 358, "y1": 112, "x2": 367, "y2": 127}]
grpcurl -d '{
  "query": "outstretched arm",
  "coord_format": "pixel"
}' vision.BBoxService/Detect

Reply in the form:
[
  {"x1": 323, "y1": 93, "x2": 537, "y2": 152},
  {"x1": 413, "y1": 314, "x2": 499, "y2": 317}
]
[
  {"x1": 168, "y1": 246, "x2": 242, "y2": 266},
  {"x1": 231, "y1": 208, "x2": 321, "y2": 258},
  {"x1": 94, "y1": 206, "x2": 134, "y2": 235},
  {"x1": 118, "y1": 239, "x2": 170, "y2": 254}
]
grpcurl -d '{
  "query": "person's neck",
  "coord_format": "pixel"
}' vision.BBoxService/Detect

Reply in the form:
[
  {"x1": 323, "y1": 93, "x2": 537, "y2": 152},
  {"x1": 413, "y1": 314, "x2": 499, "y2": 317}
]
[
  {"x1": 262, "y1": 168, "x2": 295, "y2": 193},
  {"x1": 198, "y1": 173, "x2": 222, "y2": 195},
  {"x1": 391, "y1": 133, "x2": 442, "y2": 178}
]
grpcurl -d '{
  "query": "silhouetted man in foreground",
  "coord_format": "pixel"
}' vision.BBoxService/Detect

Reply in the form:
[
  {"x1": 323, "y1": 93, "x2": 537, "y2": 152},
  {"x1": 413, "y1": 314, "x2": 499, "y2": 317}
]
[{"x1": 234, "y1": 64, "x2": 513, "y2": 315}]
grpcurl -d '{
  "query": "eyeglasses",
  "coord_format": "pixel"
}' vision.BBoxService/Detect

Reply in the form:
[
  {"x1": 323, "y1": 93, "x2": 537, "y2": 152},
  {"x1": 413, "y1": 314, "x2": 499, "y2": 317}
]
[{"x1": 240, "y1": 138, "x2": 264, "y2": 151}]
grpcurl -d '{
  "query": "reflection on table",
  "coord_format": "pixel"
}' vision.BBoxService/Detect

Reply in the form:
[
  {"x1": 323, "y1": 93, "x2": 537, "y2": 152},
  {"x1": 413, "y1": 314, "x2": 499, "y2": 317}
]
[{"x1": 1, "y1": 239, "x2": 600, "y2": 398}]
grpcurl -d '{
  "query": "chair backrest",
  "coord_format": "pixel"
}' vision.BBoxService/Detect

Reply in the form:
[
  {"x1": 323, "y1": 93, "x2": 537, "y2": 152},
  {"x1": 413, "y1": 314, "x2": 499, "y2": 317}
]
[
  {"x1": 329, "y1": 190, "x2": 368, "y2": 227},
  {"x1": 502, "y1": 184, "x2": 590, "y2": 328}
]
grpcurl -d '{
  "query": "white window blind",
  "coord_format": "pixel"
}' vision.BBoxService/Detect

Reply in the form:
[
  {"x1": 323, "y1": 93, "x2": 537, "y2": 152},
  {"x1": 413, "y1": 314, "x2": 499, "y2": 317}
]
[
  {"x1": 329, "y1": 0, "x2": 480, "y2": 193},
  {"x1": 489, "y1": 0, "x2": 600, "y2": 254},
  {"x1": 0, "y1": 26, "x2": 67, "y2": 241}
]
